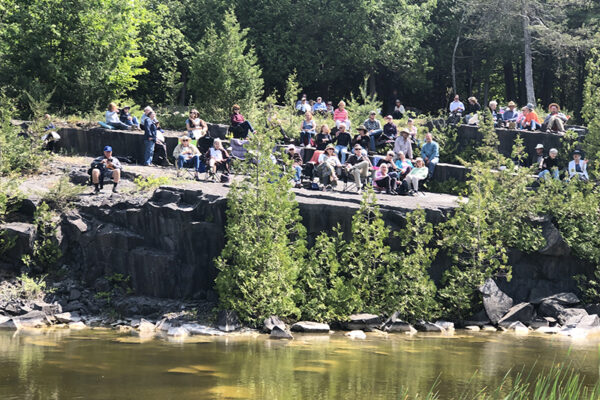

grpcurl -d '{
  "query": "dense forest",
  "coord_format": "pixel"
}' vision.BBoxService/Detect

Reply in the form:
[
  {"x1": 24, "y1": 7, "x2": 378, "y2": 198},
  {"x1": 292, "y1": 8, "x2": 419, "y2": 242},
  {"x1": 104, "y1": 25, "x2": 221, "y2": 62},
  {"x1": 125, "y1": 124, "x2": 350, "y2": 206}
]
[{"x1": 0, "y1": 0, "x2": 599, "y2": 121}]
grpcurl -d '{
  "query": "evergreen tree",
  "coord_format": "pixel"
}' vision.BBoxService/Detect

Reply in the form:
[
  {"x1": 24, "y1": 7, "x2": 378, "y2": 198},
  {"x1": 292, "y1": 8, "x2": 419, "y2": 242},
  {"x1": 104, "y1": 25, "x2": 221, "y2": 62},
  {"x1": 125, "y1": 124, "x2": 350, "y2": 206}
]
[
  {"x1": 189, "y1": 10, "x2": 263, "y2": 123},
  {"x1": 214, "y1": 118, "x2": 305, "y2": 326},
  {"x1": 582, "y1": 48, "x2": 600, "y2": 177}
]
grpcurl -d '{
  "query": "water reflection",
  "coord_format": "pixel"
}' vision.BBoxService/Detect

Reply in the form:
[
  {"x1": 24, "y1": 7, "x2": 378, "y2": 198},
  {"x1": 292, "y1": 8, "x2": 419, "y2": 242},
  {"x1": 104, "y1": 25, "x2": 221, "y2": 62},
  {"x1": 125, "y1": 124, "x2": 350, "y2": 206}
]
[{"x1": 0, "y1": 329, "x2": 598, "y2": 399}]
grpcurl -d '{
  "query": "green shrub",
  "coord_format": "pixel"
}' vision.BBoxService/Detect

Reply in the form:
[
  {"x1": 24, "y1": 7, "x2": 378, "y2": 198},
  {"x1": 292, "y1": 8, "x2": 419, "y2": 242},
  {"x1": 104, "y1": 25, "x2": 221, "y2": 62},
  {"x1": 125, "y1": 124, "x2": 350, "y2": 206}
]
[
  {"x1": 22, "y1": 202, "x2": 62, "y2": 272},
  {"x1": 134, "y1": 175, "x2": 170, "y2": 192},
  {"x1": 42, "y1": 175, "x2": 85, "y2": 211}
]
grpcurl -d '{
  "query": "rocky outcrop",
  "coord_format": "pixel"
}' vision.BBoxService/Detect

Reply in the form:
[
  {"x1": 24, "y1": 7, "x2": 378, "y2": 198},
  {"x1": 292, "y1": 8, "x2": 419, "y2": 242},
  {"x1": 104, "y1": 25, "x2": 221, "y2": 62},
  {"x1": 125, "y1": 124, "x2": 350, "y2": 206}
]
[
  {"x1": 216, "y1": 310, "x2": 241, "y2": 332},
  {"x1": 0, "y1": 222, "x2": 36, "y2": 266},
  {"x1": 345, "y1": 313, "x2": 381, "y2": 331},
  {"x1": 263, "y1": 316, "x2": 286, "y2": 333},
  {"x1": 479, "y1": 279, "x2": 513, "y2": 324},
  {"x1": 290, "y1": 321, "x2": 330, "y2": 333}
]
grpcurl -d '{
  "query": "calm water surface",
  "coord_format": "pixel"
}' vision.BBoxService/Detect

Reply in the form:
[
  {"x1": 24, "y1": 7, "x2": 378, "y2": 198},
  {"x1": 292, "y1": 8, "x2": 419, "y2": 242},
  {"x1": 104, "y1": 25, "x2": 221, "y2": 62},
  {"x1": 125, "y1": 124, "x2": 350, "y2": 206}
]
[{"x1": 0, "y1": 329, "x2": 599, "y2": 399}]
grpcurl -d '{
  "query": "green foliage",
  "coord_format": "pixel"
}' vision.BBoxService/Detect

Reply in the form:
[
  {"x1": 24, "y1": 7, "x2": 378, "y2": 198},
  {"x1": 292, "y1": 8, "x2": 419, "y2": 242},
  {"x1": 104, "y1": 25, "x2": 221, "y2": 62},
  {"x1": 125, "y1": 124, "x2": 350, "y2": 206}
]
[
  {"x1": 582, "y1": 47, "x2": 600, "y2": 177},
  {"x1": 0, "y1": 0, "x2": 146, "y2": 113},
  {"x1": 0, "y1": 94, "x2": 44, "y2": 175},
  {"x1": 346, "y1": 76, "x2": 383, "y2": 127},
  {"x1": 42, "y1": 175, "x2": 85, "y2": 212},
  {"x1": 0, "y1": 273, "x2": 51, "y2": 302},
  {"x1": 189, "y1": 10, "x2": 264, "y2": 123},
  {"x1": 297, "y1": 192, "x2": 439, "y2": 322},
  {"x1": 22, "y1": 202, "x2": 62, "y2": 272},
  {"x1": 133, "y1": 175, "x2": 170, "y2": 192},
  {"x1": 214, "y1": 120, "x2": 306, "y2": 326}
]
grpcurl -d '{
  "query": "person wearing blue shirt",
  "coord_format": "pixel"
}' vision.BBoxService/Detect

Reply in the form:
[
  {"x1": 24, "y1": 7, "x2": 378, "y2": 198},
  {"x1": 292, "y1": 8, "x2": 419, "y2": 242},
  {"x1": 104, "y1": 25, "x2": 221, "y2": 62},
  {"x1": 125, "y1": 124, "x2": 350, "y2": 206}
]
[
  {"x1": 503, "y1": 101, "x2": 519, "y2": 124},
  {"x1": 420, "y1": 133, "x2": 439, "y2": 178},
  {"x1": 312, "y1": 97, "x2": 327, "y2": 114}
]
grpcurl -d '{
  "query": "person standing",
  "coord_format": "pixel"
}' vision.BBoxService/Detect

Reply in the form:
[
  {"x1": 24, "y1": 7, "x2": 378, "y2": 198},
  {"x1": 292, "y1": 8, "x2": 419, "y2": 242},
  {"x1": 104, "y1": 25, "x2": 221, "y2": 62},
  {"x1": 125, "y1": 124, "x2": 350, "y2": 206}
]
[{"x1": 143, "y1": 111, "x2": 158, "y2": 166}]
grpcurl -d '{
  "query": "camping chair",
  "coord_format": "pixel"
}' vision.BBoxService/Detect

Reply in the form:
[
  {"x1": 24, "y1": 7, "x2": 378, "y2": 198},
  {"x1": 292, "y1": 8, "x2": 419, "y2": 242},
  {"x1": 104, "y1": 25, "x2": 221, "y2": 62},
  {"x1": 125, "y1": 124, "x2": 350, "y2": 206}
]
[
  {"x1": 342, "y1": 165, "x2": 373, "y2": 193},
  {"x1": 301, "y1": 150, "x2": 323, "y2": 183}
]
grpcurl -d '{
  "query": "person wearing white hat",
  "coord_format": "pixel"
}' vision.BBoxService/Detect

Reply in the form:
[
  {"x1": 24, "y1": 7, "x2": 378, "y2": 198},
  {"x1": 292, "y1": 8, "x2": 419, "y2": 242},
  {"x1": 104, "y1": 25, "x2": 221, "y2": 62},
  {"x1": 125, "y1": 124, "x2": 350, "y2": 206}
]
[
  {"x1": 529, "y1": 144, "x2": 545, "y2": 168},
  {"x1": 286, "y1": 145, "x2": 303, "y2": 188}
]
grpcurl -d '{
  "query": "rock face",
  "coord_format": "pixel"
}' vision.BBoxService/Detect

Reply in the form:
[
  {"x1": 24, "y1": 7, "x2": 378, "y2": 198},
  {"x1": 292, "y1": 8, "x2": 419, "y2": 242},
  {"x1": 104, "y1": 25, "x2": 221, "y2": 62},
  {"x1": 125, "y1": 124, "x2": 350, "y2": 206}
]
[
  {"x1": 216, "y1": 310, "x2": 240, "y2": 332},
  {"x1": 381, "y1": 312, "x2": 416, "y2": 333},
  {"x1": 270, "y1": 326, "x2": 293, "y2": 339},
  {"x1": 498, "y1": 303, "x2": 535, "y2": 326},
  {"x1": 479, "y1": 279, "x2": 513, "y2": 324},
  {"x1": 414, "y1": 321, "x2": 443, "y2": 332},
  {"x1": 290, "y1": 321, "x2": 330, "y2": 333},
  {"x1": 0, "y1": 222, "x2": 36, "y2": 265},
  {"x1": 538, "y1": 218, "x2": 571, "y2": 257}
]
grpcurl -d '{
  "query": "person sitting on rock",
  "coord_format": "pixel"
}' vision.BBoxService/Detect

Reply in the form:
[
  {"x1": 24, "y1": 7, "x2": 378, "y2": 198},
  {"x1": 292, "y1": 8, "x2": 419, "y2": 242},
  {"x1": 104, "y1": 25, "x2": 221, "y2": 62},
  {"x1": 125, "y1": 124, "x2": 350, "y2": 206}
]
[
  {"x1": 334, "y1": 101, "x2": 351, "y2": 130},
  {"x1": 287, "y1": 145, "x2": 303, "y2": 188},
  {"x1": 105, "y1": 102, "x2": 131, "y2": 130},
  {"x1": 230, "y1": 104, "x2": 256, "y2": 139},
  {"x1": 488, "y1": 101, "x2": 501, "y2": 127},
  {"x1": 90, "y1": 145, "x2": 122, "y2": 194},
  {"x1": 520, "y1": 104, "x2": 540, "y2": 131},
  {"x1": 449, "y1": 94, "x2": 465, "y2": 114},
  {"x1": 119, "y1": 106, "x2": 140, "y2": 129},
  {"x1": 344, "y1": 144, "x2": 372, "y2": 195},
  {"x1": 543, "y1": 103, "x2": 568, "y2": 133},
  {"x1": 538, "y1": 148, "x2": 560, "y2": 180},
  {"x1": 206, "y1": 138, "x2": 230, "y2": 180},
  {"x1": 315, "y1": 124, "x2": 333, "y2": 150},
  {"x1": 312, "y1": 97, "x2": 328, "y2": 115},
  {"x1": 503, "y1": 101, "x2": 519, "y2": 127},
  {"x1": 326, "y1": 101, "x2": 334, "y2": 116},
  {"x1": 394, "y1": 150, "x2": 413, "y2": 181},
  {"x1": 296, "y1": 96, "x2": 311, "y2": 115},
  {"x1": 420, "y1": 133, "x2": 439, "y2": 178},
  {"x1": 382, "y1": 115, "x2": 398, "y2": 142},
  {"x1": 186, "y1": 109, "x2": 208, "y2": 139},
  {"x1": 568, "y1": 150, "x2": 589, "y2": 181},
  {"x1": 393, "y1": 129, "x2": 413, "y2": 160},
  {"x1": 392, "y1": 99, "x2": 405, "y2": 119},
  {"x1": 173, "y1": 135, "x2": 202, "y2": 180},
  {"x1": 363, "y1": 111, "x2": 383, "y2": 152},
  {"x1": 316, "y1": 144, "x2": 342, "y2": 189},
  {"x1": 373, "y1": 163, "x2": 397, "y2": 194},
  {"x1": 464, "y1": 97, "x2": 481, "y2": 124},
  {"x1": 404, "y1": 157, "x2": 428, "y2": 195},
  {"x1": 406, "y1": 118, "x2": 418, "y2": 141},
  {"x1": 352, "y1": 126, "x2": 371, "y2": 155},
  {"x1": 333, "y1": 123, "x2": 352, "y2": 163},
  {"x1": 529, "y1": 143, "x2": 545, "y2": 168},
  {"x1": 300, "y1": 111, "x2": 317, "y2": 147}
]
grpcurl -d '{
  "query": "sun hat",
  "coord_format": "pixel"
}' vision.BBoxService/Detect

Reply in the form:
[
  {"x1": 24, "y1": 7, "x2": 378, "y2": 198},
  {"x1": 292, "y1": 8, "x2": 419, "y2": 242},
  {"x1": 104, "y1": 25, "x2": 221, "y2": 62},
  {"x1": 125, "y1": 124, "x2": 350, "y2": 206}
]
[
  {"x1": 400, "y1": 129, "x2": 410, "y2": 135},
  {"x1": 548, "y1": 103, "x2": 560, "y2": 111},
  {"x1": 535, "y1": 144, "x2": 544, "y2": 149},
  {"x1": 356, "y1": 125, "x2": 367, "y2": 132},
  {"x1": 508, "y1": 101, "x2": 516, "y2": 107},
  {"x1": 325, "y1": 144, "x2": 335, "y2": 150},
  {"x1": 526, "y1": 103, "x2": 535, "y2": 110}
]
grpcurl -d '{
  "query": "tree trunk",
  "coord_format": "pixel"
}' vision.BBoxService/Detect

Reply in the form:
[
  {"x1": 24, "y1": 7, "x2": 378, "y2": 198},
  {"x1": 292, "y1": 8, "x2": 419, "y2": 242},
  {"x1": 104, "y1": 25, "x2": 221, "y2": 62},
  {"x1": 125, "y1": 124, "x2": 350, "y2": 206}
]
[
  {"x1": 484, "y1": 73, "x2": 490, "y2": 106},
  {"x1": 178, "y1": 68, "x2": 188, "y2": 106},
  {"x1": 452, "y1": 31, "x2": 461, "y2": 95},
  {"x1": 368, "y1": 74, "x2": 377, "y2": 97},
  {"x1": 522, "y1": 3, "x2": 536, "y2": 106},
  {"x1": 503, "y1": 61, "x2": 516, "y2": 101}
]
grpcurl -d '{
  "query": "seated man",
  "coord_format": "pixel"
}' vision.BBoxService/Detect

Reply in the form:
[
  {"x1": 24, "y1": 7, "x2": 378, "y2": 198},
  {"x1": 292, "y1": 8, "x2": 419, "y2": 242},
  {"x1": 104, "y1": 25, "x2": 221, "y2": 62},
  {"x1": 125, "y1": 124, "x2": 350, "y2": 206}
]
[
  {"x1": 344, "y1": 144, "x2": 372, "y2": 194},
  {"x1": 488, "y1": 101, "x2": 501, "y2": 127},
  {"x1": 382, "y1": 115, "x2": 398, "y2": 142},
  {"x1": 502, "y1": 101, "x2": 519, "y2": 127},
  {"x1": 392, "y1": 100, "x2": 405, "y2": 119},
  {"x1": 420, "y1": 133, "x2": 439, "y2": 178},
  {"x1": 312, "y1": 97, "x2": 328, "y2": 115},
  {"x1": 363, "y1": 111, "x2": 383, "y2": 152},
  {"x1": 333, "y1": 123, "x2": 352, "y2": 163},
  {"x1": 296, "y1": 97, "x2": 311, "y2": 115},
  {"x1": 287, "y1": 145, "x2": 303, "y2": 188},
  {"x1": 352, "y1": 126, "x2": 371, "y2": 154},
  {"x1": 316, "y1": 144, "x2": 342, "y2": 188},
  {"x1": 543, "y1": 103, "x2": 568, "y2": 133},
  {"x1": 173, "y1": 135, "x2": 202, "y2": 180},
  {"x1": 568, "y1": 150, "x2": 589, "y2": 181},
  {"x1": 393, "y1": 130, "x2": 413, "y2": 160},
  {"x1": 529, "y1": 143, "x2": 545, "y2": 168},
  {"x1": 449, "y1": 94, "x2": 464, "y2": 114},
  {"x1": 538, "y1": 148, "x2": 560, "y2": 180},
  {"x1": 90, "y1": 145, "x2": 122, "y2": 194}
]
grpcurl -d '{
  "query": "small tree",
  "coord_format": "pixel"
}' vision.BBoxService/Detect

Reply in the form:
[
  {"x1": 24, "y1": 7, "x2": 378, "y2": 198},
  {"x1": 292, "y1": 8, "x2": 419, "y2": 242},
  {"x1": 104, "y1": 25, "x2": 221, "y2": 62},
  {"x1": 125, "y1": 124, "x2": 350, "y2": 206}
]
[
  {"x1": 189, "y1": 10, "x2": 264, "y2": 123},
  {"x1": 582, "y1": 47, "x2": 600, "y2": 177},
  {"x1": 214, "y1": 118, "x2": 305, "y2": 326}
]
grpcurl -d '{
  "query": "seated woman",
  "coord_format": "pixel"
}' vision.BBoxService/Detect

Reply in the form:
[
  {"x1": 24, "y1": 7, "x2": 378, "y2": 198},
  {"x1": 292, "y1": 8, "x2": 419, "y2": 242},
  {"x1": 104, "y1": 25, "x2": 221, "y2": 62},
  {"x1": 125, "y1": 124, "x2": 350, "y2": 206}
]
[
  {"x1": 230, "y1": 104, "x2": 256, "y2": 138},
  {"x1": 173, "y1": 136, "x2": 201, "y2": 180},
  {"x1": 206, "y1": 138, "x2": 230, "y2": 180},
  {"x1": 404, "y1": 157, "x2": 428, "y2": 195},
  {"x1": 333, "y1": 123, "x2": 352, "y2": 163},
  {"x1": 186, "y1": 109, "x2": 208, "y2": 139},
  {"x1": 382, "y1": 115, "x2": 397, "y2": 142},
  {"x1": 519, "y1": 105, "x2": 541, "y2": 131},
  {"x1": 300, "y1": 111, "x2": 317, "y2": 147},
  {"x1": 315, "y1": 124, "x2": 333, "y2": 150},
  {"x1": 464, "y1": 97, "x2": 481, "y2": 124},
  {"x1": 316, "y1": 144, "x2": 342, "y2": 189},
  {"x1": 406, "y1": 118, "x2": 418, "y2": 142},
  {"x1": 119, "y1": 106, "x2": 140, "y2": 129},
  {"x1": 334, "y1": 101, "x2": 351, "y2": 130},
  {"x1": 373, "y1": 163, "x2": 397, "y2": 195},
  {"x1": 287, "y1": 145, "x2": 303, "y2": 188},
  {"x1": 568, "y1": 150, "x2": 588, "y2": 181},
  {"x1": 538, "y1": 148, "x2": 560, "y2": 180},
  {"x1": 105, "y1": 103, "x2": 131, "y2": 130},
  {"x1": 394, "y1": 150, "x2": 413, "y2": 181},
  {"x1": 392, "y1": 100, "x2": 405, "y2": 119}
]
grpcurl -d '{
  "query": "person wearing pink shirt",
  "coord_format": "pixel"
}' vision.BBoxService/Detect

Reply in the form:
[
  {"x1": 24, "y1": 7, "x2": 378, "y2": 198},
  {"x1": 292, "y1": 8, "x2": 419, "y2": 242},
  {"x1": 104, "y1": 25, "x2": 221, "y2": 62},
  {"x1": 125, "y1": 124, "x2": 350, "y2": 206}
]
[{"x1": 334, "y1": 101, "x2": 351, "y2": 130}]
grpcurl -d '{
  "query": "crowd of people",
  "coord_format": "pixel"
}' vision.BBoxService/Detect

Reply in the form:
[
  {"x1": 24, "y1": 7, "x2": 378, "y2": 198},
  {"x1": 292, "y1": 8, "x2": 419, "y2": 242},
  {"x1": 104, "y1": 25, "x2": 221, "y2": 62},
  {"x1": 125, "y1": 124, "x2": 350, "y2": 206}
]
[
  {"x1": 530, "y1": 144, "x2": 588, "y2": 182},
  {"x1": 448, "y1": 95, "x2": 570, "y2": 133}
]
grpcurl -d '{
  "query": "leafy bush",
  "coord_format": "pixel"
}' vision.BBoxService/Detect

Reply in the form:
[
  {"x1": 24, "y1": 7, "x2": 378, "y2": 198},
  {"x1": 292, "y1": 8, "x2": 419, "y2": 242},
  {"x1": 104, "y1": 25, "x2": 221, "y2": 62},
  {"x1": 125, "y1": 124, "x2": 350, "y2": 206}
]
[
  {"x1": 214, "y1": 122, "x2": 306, "y2": 326},
  {"x1": 21, "y1": 202, "x2": 62, "y2": 272},
  {"x1": 134, "y1": 175, "x2": 170, "y2": 192},
  {"x1": 42, "y1": 175, "x2": 85, "y2": 211},
  {"x1": 346, "y1": 76, "x2": 384, "y2": 127},
  {"x1": 0, "y1": 273, "x2": 51, "y2": 302}
]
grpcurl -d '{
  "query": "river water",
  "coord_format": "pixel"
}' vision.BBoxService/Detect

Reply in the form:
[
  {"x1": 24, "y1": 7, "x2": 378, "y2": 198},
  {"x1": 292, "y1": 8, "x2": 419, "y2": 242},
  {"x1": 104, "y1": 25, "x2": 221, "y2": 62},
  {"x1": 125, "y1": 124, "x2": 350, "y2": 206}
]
[{"x1": 0, "y1": 329, "x2": 598, "y2": 399}]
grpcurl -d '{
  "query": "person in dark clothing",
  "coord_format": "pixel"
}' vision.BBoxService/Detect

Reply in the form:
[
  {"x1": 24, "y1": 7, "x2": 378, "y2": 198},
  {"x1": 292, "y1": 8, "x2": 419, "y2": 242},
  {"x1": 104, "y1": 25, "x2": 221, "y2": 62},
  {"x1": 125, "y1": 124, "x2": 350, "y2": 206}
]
[
  {"x1": 90, "y1": 145, "x2": 122, "y2": 194},
  {"x1": 344, "y1": 144, "x2": 372, "y2": 194},
  {"x1": 119, "y1": 106, "x2": 140, "y2": 129},
  {"x1": 464, "y1": 96, "x2": 481, "y2": 124},
  {"x1": 538, "y1": 148, "x2": 560, "y2": 180},
  {"x1": 529, "y1": 143, "x2": 545, "y2": 168},
  {"x1": 143, "y1": 111, "x2": 158, "y2": 166},
  {"x1": 352, "y1": 125, "x2": 371, "y2": 153},
  {"x1": 382, "y1": 115, "x2": 398, "y2": 141},
  {"x1": 287, "y1": 145, "x2": 303, "y2": 188},
  {"x1": 333, "y1": 123, "x2": 352, "y2": 163},
  {"x1": 230, "y1": 104, "x2": 255, "y2": 138},
  {"x1": 315, "y1": 124, "x2": 333, "y2": 150}
]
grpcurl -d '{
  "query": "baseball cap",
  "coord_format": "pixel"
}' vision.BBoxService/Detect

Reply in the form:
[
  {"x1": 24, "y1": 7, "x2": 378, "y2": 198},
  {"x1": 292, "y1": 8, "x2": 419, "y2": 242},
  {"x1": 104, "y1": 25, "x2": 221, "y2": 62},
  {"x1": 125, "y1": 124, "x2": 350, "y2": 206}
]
[{"x1": 104, "y1": 146, "x2": 113, "y2": 152}]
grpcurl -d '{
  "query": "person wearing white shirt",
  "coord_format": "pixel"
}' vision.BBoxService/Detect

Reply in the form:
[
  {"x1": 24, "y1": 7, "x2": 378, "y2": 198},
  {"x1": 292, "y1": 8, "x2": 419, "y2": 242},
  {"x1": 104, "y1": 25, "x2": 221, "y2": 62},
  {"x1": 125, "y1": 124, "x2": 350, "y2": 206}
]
[
  {"x1": 449, "y1": 95, "x2": 465, "y2": 113},
  {"x1": 568, "y1": 150, "x2": 589, "y2": 181}
]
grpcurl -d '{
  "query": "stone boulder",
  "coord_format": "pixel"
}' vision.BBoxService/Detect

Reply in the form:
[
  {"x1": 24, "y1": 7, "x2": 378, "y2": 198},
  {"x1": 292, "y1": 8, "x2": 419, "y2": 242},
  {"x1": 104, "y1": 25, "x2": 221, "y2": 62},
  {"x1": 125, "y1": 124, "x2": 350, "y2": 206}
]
[
  {"x1": 55, "y1": 312, "x2": 81, "y2": 324},
  {"x1": 68, "y1": 321, "x2": 87, "y2": 330},
  {"x1": 346, "y1": 313, "x2": 381, "y2": 331},
  {"x1": 13, "y1": 311, "x2": 49, "y2": 328},
  {"x1": 531, "y1": 292, "x2": 580, "y2": 306},
  {"x1": 33, "y1": 301, "x2": 62, "y2": 316},
  {"x1": 263, "y1": 316, "x2": 286, "y2": 333},
  {"x1": 181, "y1": 323, "x2": 224, "y2": 336},
  {"x1": 528, "y1": 318, "x2": 549, "y2": 329},
  {"x1": 167, "y1": 326, "x2": 190, "y2": 337},
  {"x1": 290, "y1": 321, "x2": 330, "y2": 333},
  {"x1": 381, "y1": 312, "x2": 416, "y2": 333},
  {"x1": 414, "y1": 321, "x2": 443, "y2": 332},
  {"x1": 573, "y1": 314, "x2": 600, "y2": 329},
  {"x1": 270, "y1": 326, "x2": 293, "y2": 339},
  {"x1": 538, "y1": 217, "x2": 571, "y2": 256},
  {"x1": 462, "y1": 309, "x2": 491, "y2": 327},
  {"x1": 434, "y1": 321, "x2": 455, "y2": 331},
  {"x1": 0, "y1": 315, "x2": 16, "y2": 329},
  {"x1": 498, "y1": 303, "x2": 535, "y2": 327},
  {"x1": 506, "y1": 321, "x2": 529, "y2": 334},
  {"x1": 216, "y1": 310, "x2": 241, "y2": 332},
  {"x1": 345, "y1": 330, "x2": 367, "y2": 340},
  {"x1": 558, "y1": 308, "x2": 588, "y2": 326},
  {"x1": 479, "y1": 279, "x2": 513, "y2": 324},
  {"x1": 138, "y1": 318, "x2": 156, "y2": 333},
  {"x1": 0, "y1": 222, "x2": 36, "y2": 264}
]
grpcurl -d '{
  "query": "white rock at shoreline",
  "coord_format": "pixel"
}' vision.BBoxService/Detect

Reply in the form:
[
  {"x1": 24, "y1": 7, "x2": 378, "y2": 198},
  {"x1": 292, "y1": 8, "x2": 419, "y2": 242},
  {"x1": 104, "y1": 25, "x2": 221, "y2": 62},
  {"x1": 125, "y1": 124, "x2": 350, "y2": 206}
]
[{"x1": 345, "y1": 330, "x2": 367, "y2": 340}]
